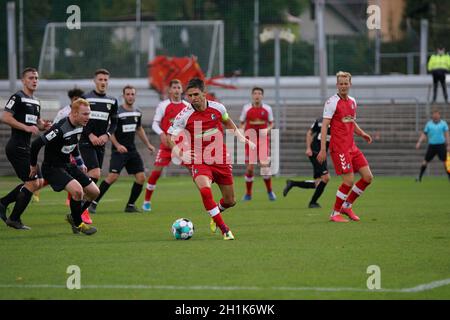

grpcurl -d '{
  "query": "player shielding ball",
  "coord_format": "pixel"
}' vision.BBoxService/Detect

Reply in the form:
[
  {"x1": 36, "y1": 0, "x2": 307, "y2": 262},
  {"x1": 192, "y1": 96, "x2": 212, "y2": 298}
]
[
  {"x1": 317, "y1": 71, "x2": 373, "y2": 222},
  {"x1": 167, "y1": 78, "x2": 255, "y2": 240}
]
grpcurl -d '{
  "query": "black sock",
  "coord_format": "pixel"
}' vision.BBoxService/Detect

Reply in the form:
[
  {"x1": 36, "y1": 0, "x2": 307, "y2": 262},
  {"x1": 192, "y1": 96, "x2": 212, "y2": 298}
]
[
  {"x1": 81, "y1": 200, "x2": 92, "y2": 213},
  {"x1": 70, "y1": 198, "x2": 82, "y2": 226},
  {"x1": 419, "y1": 165, "x2": 427, "y2": 180},
  {"x1": 127, "y1": 182, "x2": 143, "y2": 205},
  {"x1": 95, "y1": 181, "x2": 111, "y2": 204},
  {"x1": 291, "y1": 180, "x2": 316, "y2": 189},
  {"x1": 0, "y1": 183, "x2": 24, "y2": 207},
  {"x1": 9, "y1": 186, "x2": 33, "y2": 221},
  {"x1": 310, "y1": 181, "x2": 327, "y2": 204}
]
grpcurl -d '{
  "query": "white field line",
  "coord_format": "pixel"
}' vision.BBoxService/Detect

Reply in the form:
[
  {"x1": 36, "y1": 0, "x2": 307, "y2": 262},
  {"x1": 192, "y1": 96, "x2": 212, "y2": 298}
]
[{"x1": 0, "y1": 278, "x2": 449, "y2": 293}]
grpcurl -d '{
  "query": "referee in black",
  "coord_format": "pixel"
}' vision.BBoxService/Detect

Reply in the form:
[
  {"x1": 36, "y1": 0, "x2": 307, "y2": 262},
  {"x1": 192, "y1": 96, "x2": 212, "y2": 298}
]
[
  {"x1": 283, "y1": 117, "x2": 331, "y2": 208},
  {"x1": 80, "y1": 69, "x2": 118, "y2": 209},
  {"x1": 30, "y1": 98, "x2": 99, "y2": 235},
  {"x1": 90, "y1": 85, "x2": 155, "y2": 213},
  {"x1": 0, "y1": 67, "x2": 51, "y2": 230}
]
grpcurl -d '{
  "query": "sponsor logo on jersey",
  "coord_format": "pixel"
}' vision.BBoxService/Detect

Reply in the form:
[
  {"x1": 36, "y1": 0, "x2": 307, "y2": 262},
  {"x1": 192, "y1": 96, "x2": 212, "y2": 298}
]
[
  {"x1": 195, "y1": 127, "x2": 219, "y2": 138},
  {"x1": 341, "y1": 115, "x2": 354, "y2": 123},
  {"x1": 211, "y1": 114, "x2": 216, "y2": 120},
  {"x1": 45, "y1": 130, "x2": 58, "y2": 141},
  {"x1": 25, "y1": 114, "x2": 38, "y2": 124},
  {"x1": 5, "y1": 98, "x2": 15, "y2": 109},
  {"x1": 107, "y1": 104, "x2": 111, "y2": 110},
  {"x1": 61, "y1": 144, "x2": 77, "y2": 154},
  {"x1": 122, "y1": 124, "x2": 137, "y2": 133},
  {"x1": 90, "y1": 111, "x2": 109, "y2": 121}
]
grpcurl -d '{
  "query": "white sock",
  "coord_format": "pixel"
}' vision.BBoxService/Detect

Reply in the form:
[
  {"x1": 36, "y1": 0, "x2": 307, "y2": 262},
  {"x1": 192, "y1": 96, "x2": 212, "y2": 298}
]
[
  {"x1": 342, "y1": 202, "x2": 352, "y2": 209},
  {"x1": 331, "y1": 210, "x2": 341, "y2": 217}
]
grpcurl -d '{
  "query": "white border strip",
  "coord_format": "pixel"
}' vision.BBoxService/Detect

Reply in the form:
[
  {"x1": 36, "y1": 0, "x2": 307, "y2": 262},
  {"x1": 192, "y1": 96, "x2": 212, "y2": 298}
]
[{"x1": 1, "y1": 278, "x2": 449, "y2": 293}]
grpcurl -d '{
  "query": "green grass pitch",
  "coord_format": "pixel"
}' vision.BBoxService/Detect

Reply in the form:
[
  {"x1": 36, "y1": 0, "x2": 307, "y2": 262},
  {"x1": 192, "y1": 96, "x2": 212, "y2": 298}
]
[{"x1": 0, "y1": 175, "x2": 449, "y2": 299}]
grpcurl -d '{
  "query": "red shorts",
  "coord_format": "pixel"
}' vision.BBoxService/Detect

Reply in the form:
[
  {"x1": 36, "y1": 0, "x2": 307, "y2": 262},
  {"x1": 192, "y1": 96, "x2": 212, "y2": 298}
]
[
  {"x1": 186, "y1": 163, "x2": 234, "y2": 185},
  {"x1": 330, "y1": 146, "x2": 369, "y2": 175},
  {"x1": 245, "y1": 136, "x2": 270, "y2": 164},
  {"x1": 154, "y1": 145, "x2": 173, "y2": 167}
]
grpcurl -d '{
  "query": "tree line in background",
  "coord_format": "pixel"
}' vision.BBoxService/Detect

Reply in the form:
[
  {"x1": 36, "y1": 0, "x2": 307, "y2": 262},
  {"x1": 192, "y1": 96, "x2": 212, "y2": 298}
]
[{"x1": 0, "y1": 0, "x2": 449, "y2": 79}]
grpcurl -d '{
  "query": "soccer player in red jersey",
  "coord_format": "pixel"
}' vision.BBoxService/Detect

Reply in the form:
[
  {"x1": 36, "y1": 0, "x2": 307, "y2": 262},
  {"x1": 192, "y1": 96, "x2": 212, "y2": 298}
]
[
  {"x1": 239, "y1": 87, "x2": 276, "y2": 201},
  {"x1": 142, "y1": 79, "x2": 189, "y2": 211},
  {"x1": 317, "y1": 71, "x2": 373, "y2": 222},
  {"x1": 167, "y1": 78, "x2": 255, "y2": 240}
]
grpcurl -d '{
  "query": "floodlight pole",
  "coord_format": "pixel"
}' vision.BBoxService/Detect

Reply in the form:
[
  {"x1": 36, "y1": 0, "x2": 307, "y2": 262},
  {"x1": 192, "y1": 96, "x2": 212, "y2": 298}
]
[
  {"x1": 274, "y1": 29, "x2": 281, "y2": 131},
  {"x1": 420, "y1": 19, "x2": 428, "y2": 75},
  {"x1": 253, "y1": 0, "x2": 259, "y2": 77},
  {"x1": 7, "y1": 2, "x2": 17, "y2": 93},
  {"x1": 135, "y1": 0, "x2": 141, "y2": 77},
  {"x1": 316, "y1": 0, "x2": 327, "y2": 103}
]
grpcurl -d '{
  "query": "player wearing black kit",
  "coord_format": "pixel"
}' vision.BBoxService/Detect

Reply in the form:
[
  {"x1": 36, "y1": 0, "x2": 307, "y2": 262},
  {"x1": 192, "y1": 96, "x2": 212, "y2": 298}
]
[
  {"x1": 90, "y1": 85, "x2": 155, "y2": 213},
  {"x1": 30, "y1": 98, "x2": 100, "y2": 235},
  {"x1": 283, "y1": 117, "x2": 331, "y2": 208},
  {"x1": 79, "y1": 69, "x2": 118, "y2": 191},
  {"x1": 0, "y1": 68, "x2": 51, "y2": 230}
]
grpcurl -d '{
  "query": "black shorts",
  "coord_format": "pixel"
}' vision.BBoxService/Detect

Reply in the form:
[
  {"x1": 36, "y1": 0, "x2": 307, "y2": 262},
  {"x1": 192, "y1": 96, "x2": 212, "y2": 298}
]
[
  {"x1": 42, "y1": 164, "x2": 92, "y2": 192},
  {"x1": 424, "y1": 144, "x2": 447, "y2": 162},
  {"x1": 79, "y1": 144, "x2": 105, "y2": 171},
  {"x1": 309, "y1": 151, "x2": 329, "y2": 179},
  {"x1": 6, "y1": 141, "x2": 42, "y2": 181},
  {"x1": 109, "y1": 149, "x2": 144, "y2": 175}
]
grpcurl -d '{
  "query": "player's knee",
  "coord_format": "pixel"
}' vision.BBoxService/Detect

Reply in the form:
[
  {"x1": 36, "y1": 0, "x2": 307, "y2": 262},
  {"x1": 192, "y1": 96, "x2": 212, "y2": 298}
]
[
  {"x1": 224, "y1": 198, "x2": 236, "y2": 208},
  {"x1": 136, "y1": 174, "x2": 145, "y2": 185},
  {"x1": 27, "y1": 179, "x2": 40, "y2": 192},
  {"x1": 321, "y1": 174, "x2": 330, "y2": 184},
  {"x1": 363, "y1": 173, "x2": 373, "y2": 184},
  {"x1": 71, "y1": 189, "x2": 84, "y2": 201}
]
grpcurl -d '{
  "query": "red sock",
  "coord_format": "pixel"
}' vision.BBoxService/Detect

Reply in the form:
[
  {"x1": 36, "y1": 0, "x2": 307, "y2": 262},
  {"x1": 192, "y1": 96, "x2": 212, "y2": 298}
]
[
  {"x1": 144, "y1": 171, "x2": 162, "y2": 201},
  {"x1": 333, "y1": 183, "x2": 352, "y2": 211},
  {"x1": 263, "y1": 177, "x2": 272, "y2": 192},
  {"x1": 212, "y1": 213, "x2": 229, "y2": 234},
  {"x1": 245, "y1": 174, "x2": 254, "y2": 195},
  {"x1": 200, "y1": 187, "x2": 229, "y2": 234},
  {"x1": 345, "y1": 179, "x2": 370, "y2": 205},
  {"x1": 199, "y1": 187, "x2": 217, "y2": 211}
]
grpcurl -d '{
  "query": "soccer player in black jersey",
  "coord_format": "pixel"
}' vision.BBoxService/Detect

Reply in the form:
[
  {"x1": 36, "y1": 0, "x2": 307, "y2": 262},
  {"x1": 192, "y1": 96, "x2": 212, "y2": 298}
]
[
  {"x1": 90, "y1": 85, "x2": 155, "y2": 213},
  {"x1": 79, "y1": 69, "x2": 118, "y2": 206},
  {"x1": 283, "y1": 117, "x2": 331, "y2": 208},
  {"x1": 30, "y1": 98, "x2": 99, "y2": 235},
  {"x1": 0, "y1": 67, "x2": 51, "y2": 230}
]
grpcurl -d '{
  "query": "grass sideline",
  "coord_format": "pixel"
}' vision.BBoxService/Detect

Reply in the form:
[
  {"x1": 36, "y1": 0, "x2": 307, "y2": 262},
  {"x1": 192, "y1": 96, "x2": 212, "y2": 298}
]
[{"x1": 0, "y1": 175, "x2": 449, "y2": 299}]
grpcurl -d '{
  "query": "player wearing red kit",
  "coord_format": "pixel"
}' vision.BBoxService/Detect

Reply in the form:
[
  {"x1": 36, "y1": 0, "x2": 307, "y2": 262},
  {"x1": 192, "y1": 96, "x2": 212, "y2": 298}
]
[
  {"x1": 142, "y1": 79, "x2": 189, "y2": 212},
  {"x1": 239, "y1": 87, "x2": 276, "y2": 201},
  {"x1": 317, "y1": 71, "x2": 374, "y2": 222},
  {"x1": 167, "y1": 78, "x2": 255, "y2": 240}
]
